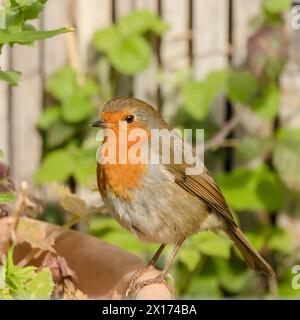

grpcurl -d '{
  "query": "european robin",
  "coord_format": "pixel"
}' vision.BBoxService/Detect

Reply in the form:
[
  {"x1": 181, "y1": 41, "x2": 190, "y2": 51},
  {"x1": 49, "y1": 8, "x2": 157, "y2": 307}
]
[{"x1": 92, "y1": 97, "x2": 274, "y2": 295}]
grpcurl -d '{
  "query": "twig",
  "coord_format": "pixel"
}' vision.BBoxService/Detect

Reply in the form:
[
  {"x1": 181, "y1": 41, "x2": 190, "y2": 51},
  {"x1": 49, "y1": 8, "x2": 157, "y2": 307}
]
[
  {"x1": 17, "y1": 216, "x2": 81, "y2": 267},
  {"x1": 0, "y1": 182, "x2": 28, "y2": 263},
  {"x1": 268, "y1": 276, "x2": 279, "y2": 299},
  {"x1": 205, "y1": 113, "x2": 241, "y2": 151}
]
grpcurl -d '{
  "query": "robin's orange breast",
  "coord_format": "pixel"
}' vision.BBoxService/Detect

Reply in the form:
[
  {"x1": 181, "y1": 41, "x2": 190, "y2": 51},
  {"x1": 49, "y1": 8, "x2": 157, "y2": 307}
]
[{"x1": 97, "y1": 162, "x2": 148, "y2": 202}]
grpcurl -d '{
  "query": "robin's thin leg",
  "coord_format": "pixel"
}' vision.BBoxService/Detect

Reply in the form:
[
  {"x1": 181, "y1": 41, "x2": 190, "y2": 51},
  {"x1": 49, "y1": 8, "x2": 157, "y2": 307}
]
[
  {"x1": 148, "y1": 243, "x2": 167, "y2": 266},
  {"x1": 127, "y1": 240, "x2": 184, "y2": 298},
  {"x1": 127, "y1": 243, "x2": 166, "y2": 295}
]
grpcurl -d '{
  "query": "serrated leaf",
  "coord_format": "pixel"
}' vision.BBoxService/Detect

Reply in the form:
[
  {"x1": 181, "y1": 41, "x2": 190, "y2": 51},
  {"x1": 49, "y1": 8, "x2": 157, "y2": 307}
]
[
  {"x1": 25, "y1": 268, "x2": 54, "y2": 300},
  {"x1": 0, "y1": 70, "x2": 21, "y2": 86},
  {"x1": 35, "y1": 149, "x2": 74, "y2": 183},
  {"x1": 253, "y1": 84, "x2": 280, "y2": 119},
  {"x1": 0, "y1": 27, "x2": 74, "y2": 45},
  {"x1": 3, "y1": 248, "x2": 53, "y2": 300},
  {"x1": 109, "y1": 36, "x2": 151, "y2": 75},
  {"x1": 22, "y1": 1, "x2": 44, "y2": 20},
  {"x1": 52, "y1": 184, "x2": 88, "y2": 221},
  {"x1": 227, "y1": 70, "x2": 259, "y2": 104},
  {"x1": 17, "y1": 218, "x2": 56, "y2": 252},
  {"x1": 191, "y1": 231, "x2": 231, "y2": 259}
]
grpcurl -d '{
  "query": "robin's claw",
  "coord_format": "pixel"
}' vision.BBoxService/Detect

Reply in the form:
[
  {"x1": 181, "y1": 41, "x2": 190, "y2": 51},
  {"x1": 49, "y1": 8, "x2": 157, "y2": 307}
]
[{"x1": 126, "y1": 273, "x2": 174, "y2": 299}]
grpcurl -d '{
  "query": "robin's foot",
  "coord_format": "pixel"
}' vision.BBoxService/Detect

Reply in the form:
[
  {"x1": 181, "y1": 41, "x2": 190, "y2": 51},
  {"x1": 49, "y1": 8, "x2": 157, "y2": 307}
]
[
  {"x1": 126, "y1": 264, "x2": 153, "y2": 297},
  {"x1": 126, "y1": 273, "x2": 174, "y2": 299}
]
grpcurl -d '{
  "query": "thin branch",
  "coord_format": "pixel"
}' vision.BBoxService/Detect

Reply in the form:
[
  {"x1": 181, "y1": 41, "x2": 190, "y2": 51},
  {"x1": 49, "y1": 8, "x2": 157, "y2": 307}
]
[
  {"x1": 205, "y1": 113, "x2": 241, "y2": 151},
  {"x1": 0, "y1": 182, "x2": 28, "y2": 262}
]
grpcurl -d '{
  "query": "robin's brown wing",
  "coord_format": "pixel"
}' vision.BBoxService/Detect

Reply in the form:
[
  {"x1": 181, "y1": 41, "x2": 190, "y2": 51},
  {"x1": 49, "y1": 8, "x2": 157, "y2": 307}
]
[{"x1": 166, "y1": 162, "x2": 237, "y2": 228}]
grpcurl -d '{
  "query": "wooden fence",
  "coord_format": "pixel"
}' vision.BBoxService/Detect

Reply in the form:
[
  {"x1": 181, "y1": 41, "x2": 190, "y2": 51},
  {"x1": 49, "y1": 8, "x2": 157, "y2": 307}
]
[{"x1": 0, "y1": 0, "x2": 299, "y2": 187}]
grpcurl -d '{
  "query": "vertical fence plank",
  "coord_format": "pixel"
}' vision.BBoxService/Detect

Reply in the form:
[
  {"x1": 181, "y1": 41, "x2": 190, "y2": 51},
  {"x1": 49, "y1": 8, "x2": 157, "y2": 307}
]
[
  {"x1": 76, "y1": 0, "x2": 112, "y2": 69},
  {"x1": 0, "y1": 46, "x2": 10, "y2": 162},
  {"x1": 114, "y1": 0, "x2": 134, "y2": 19},
  {"x1": 161, "y1": 0, "x2": 189, "y2": 70},
  {"x1": 133, "y1": 0, "x2": 159, "y2": 105},
  {"x1": 193, "y1": 0, "x2": 229, "y2": 128},
  {"x1": 76, "y1": 0, "x2": 112, "y2": 206},
  {"x1": 10, "y1": 19, "x2": 42, "y2": 185},
  {"x1": 43, "y1": 0, "x2": 70, "y2": 78},
  {"x1": 232, "y1": 0, "x2": 261, "y2": 66},
  {"x1": 280, "y1": 7, "x2": 300, "y2": 128},
  {"x1": 159, "y1": 0, "x2": 189, "y2": 116},
  {"x1": 232, "y1": 0, "x2": 264, "y2": 135},
  {"x1": 193, "y1": 0, "x2": 229, "y2": 78}
]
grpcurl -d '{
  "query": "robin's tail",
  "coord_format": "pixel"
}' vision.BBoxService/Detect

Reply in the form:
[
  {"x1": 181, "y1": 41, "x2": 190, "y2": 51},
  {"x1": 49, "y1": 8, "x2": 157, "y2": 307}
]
[{"x1": 225, "y1": 225, "x2": 275, "y2": 277}]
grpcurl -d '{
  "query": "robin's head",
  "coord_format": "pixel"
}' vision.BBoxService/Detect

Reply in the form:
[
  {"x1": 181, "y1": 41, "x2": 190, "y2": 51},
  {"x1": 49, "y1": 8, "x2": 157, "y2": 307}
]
[{"x1": 91, "y1": 97, "x2": 168, "y2": 132}]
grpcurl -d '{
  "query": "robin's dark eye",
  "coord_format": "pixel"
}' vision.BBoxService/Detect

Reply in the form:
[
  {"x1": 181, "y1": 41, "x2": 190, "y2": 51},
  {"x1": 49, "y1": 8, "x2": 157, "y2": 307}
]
[{"x1": 124, "y1": 115, "x2": 135, "y2": 124}]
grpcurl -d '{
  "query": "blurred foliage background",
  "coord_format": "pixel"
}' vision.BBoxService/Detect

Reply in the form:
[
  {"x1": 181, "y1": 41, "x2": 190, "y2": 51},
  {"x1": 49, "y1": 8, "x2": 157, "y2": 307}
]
[{"x1": 1, "y1": 0, "x2": 300, "y2": 299}]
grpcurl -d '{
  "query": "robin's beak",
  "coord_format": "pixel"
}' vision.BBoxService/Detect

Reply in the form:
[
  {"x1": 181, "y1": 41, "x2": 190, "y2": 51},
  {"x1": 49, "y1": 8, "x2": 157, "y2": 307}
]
[{"x1": 90, "y1": 120, "x2": 111, "y2": 128}]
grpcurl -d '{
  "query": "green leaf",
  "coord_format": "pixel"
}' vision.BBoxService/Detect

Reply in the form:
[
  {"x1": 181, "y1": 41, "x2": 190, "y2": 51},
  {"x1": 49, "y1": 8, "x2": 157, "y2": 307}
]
[
  {"x1": 227, "y1": 70, "x2": 259, "y2": 104},
  {"x1": 253, "y1": 84, "x2": 280, "y2": 119},
  {"x1": 15, "y1": 0, "x2": 37, "y2": 6},
  {"x1": 45, "y1": 121, "x2": 75, "y2": 148},
  {"x1": 0, "y1": 150, "x2": 4, "y2": 158},
  {"x1": 46, "y1": 67, "x2": 77, "y2": 102},
  {"x1": 178, "y1": 246, "x2": 201, "y2": 271},
  {"x1": 25, "y1": 268, "x2": 54, "y2": 300},
  {"x1": 187, "y1": 275, "x2": 221, "y2": 298},
  {"x1": 273, "y1": 128, "x2": 300, "y2": 191},
  {"x1": 22, "y1": 1, "x2": 44, "y2": 20},
  {"x1": 245, "y1": 231, "x2": 265, "y2": 251},
  {"x1": 191, "y1": 231, "x2": 231, "y2": 259},
  {"x1": 215, "y1": 258, "x2": 249, "y2": 293},
  {"x1": 62, "y1": 92, "x2": 94, "y2": 123},
  {"x1": 93, "y1": 26, "x2": 122, "y2": 52},
  {"x1": 216, "y1": 165, "x2": 283, "y2": 211},
  {"x1": 0, "y1": 192, "x2": 16, "y2": 204},
  {"x1": 0, "y1": 27, "x2": 74, "y2": 44},
  {"x1": 119, "y1": 10, "x2": 168, "y2": 36},
  {"x1": 0, "y1": 70, "x2": 21, "y2": 86},
  {"x1": 37, "y1": 106, "x2": 61, "y2": 130},
  {"x1": 263, "y1": 0, "x2": 291, "y2": 15},
  {"x1": 109, "y1": 36, "x2": 151, "y2": 75},
  {"x1": 237, "y1": 136, "x2": 273, "y2": 163},
  {"x1": 182, "y1": 70, "x2": 227, "y2": 120},
  {"x1": 73, "y1": 149, "x2": 97, "y2": 186},
  {"x1": 268, "y1": 228, "x2": 294, "y2": 254},
  {"x1": 35, "y1": 149, "x2": 74, "y2": 183},
  {"x1": 80, "y1": 78, "x2": 98, "y2": 97}
]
